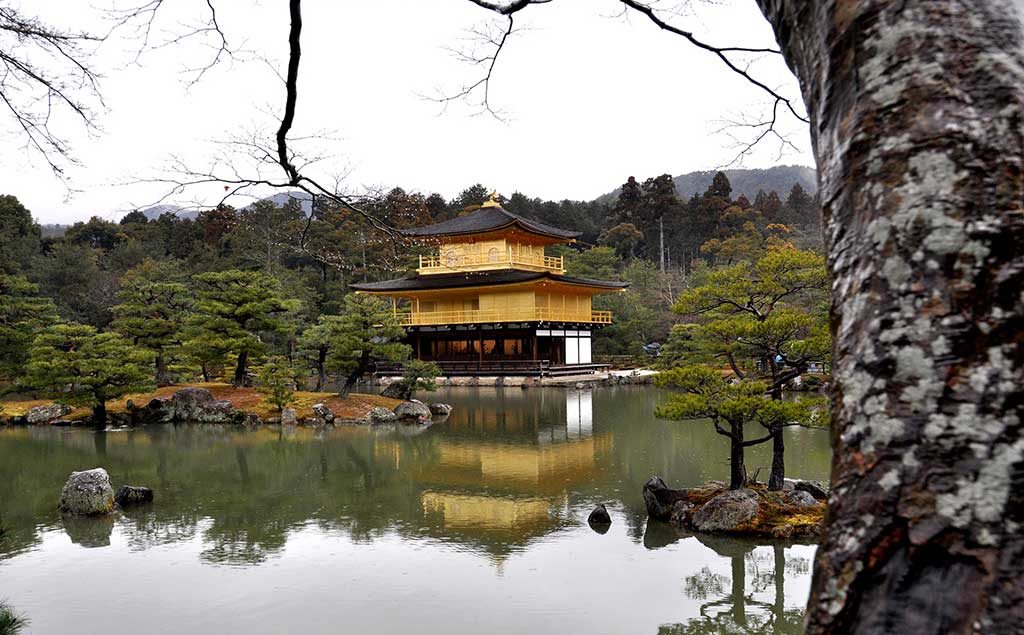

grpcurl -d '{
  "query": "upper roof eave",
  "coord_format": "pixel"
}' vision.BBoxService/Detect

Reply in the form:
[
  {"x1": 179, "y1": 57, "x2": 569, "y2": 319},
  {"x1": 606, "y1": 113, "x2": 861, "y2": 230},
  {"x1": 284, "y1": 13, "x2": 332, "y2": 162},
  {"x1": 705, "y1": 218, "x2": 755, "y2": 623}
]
[
  {"x1": 399, "y1": 206, "x2": 581, "y2": 240},
  {"x1": 349, "y1": 270, "x2": 628, "y2": 293}
]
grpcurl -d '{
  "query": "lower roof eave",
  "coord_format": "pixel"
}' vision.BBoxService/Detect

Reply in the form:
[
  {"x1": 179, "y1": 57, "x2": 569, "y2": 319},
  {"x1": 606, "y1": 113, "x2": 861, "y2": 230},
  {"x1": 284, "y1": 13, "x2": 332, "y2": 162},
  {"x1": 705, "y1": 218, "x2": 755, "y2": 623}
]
[{"x1": 403, "y1": 321, "x2": 610, "y2": 332}]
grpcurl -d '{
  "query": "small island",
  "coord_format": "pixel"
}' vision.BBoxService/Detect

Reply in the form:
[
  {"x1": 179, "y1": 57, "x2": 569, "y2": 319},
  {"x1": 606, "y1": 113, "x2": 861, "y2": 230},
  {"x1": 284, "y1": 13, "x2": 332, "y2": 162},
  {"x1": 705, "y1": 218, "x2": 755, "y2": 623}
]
[{"x1": 643, "y1": 475, "x2": 827, "y2": 540}]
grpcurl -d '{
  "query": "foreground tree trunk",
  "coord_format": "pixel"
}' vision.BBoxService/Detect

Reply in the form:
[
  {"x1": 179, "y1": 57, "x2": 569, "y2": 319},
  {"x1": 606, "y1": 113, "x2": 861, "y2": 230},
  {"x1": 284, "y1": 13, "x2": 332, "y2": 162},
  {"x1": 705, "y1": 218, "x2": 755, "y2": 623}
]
[{"x1": 757, "y1": 1, "x2": 1024, "y2": 632}]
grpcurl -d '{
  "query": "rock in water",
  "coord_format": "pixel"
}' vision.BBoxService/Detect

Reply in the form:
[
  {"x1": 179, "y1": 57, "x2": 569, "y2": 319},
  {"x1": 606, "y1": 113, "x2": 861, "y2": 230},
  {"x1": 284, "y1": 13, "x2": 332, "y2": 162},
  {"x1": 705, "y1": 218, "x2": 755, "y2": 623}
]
[
  {"x1": 588, "y1": 503, "x2": 612, "y2": 527},
  {"x1": 367, "y1": 406, "x2": 398, "y2": 424},
  {"x1": 691, "y1": 489, "x2": 759, "y2": 533},
  {"x1": 59, "y1": 468, "x2": 114, "y2": 515},
  {"x1": 280, "y1": 407, "x2": 297, "y2": 426},
  {"x1": 642, "y1": 475, "x2": 691, "y2": 521},
  {"x1": 428, "y1": 403, "x2": 453, "y2": 416},
  {"x1": 311, "y1": 403, "x2": 335, "y2": 424},
  {"x1": 25, "y1": 403, "x2": 73, "y2": 424},
  {"x1": 115, "y1": 485, "x2": 154, "y2": 507},
  {"x1": 393, "y1": 400, "x2": 432, "y2": 422}
]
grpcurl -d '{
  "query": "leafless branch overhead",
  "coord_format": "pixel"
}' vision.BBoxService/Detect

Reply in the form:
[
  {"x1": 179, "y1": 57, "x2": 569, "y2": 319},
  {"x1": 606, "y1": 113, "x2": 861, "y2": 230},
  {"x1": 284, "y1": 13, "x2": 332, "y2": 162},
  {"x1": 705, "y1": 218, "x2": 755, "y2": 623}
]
[
  {"x1": 0, "y1": 6, "x2": 102, "y2": 176},
  {"x1": 456, "y1": 0, "x2": 809, "y2": 132}
]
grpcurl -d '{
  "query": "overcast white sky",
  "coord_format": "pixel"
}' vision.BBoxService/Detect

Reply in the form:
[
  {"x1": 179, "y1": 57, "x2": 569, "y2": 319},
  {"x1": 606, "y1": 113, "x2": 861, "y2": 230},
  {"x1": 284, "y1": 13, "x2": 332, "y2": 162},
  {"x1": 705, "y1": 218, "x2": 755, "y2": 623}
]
[{"x1": 0, "y1": 0, "x2": 813, "y2": 224}]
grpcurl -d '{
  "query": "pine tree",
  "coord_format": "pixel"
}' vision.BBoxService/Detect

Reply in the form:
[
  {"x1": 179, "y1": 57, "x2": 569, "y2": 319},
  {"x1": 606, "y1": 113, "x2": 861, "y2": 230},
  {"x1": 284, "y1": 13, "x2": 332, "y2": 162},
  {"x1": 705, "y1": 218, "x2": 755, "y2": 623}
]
[
  {"x1": 655, "y1": 366, "x2": 823, "y2": 489},
  {"x1": 641, "y1": 174, "x2": 680, "y2": 272},
  {"x1": 256, "y1": 356, "x2": 298, "y2": 412},
  {"x1": 708, "y1": 171, "x2": 733, "y2": 199},
  {"x1": 0, "y1": 275, "x2": 59, "y2": 380},
  {"x1": 612, "y1": 176, "x2": 644, "y2": 225},
  {"x1": 0, "y1": 195, "x2": 41, "y2": 275},
  {"x1": 187, "y1": 270, "x2": 298, "y2": 386},
  {"x1": 112, "y1": 260, "x2": 192, "y2": 385},
  {"x1": 671, "y1": 246, "x2": 830, "y2": 489},
  {"x1": 24, "y1": 324, "x2": 154, "y2": 424},
  {"x1": 296, "y1": 315, "x2": 339, "y2": 391},
  {"x1": 326, "y1": 294, "x2": 410, "y2": 397}
]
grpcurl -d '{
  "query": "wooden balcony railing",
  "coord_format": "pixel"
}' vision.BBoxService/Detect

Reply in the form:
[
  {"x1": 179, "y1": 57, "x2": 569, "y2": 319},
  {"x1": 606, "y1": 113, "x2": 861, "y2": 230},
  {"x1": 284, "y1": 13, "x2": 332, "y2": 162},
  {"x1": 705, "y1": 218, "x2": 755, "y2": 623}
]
[
  {"x1": 418, "y1": 251, "x2": 563, "y2": 273},
  {"x1": 395, "y1": 307, "x2": 612, "y2": 326}
]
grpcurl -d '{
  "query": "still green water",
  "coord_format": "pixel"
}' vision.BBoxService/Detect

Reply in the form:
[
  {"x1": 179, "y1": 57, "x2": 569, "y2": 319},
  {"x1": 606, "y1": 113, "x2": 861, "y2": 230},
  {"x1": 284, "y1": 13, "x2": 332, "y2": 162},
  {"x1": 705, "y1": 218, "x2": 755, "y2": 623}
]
[{"x1": 0, "y1": 386, "x2": 831, "y2": 634}]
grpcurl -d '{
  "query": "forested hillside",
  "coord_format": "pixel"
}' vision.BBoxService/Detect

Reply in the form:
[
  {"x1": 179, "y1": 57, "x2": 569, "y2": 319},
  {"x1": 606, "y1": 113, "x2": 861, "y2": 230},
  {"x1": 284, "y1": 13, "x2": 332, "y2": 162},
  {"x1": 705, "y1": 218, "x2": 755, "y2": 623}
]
[
  {"x1": 0, "y1": 170, "x2": 822, "y2": 393},
  {"x1": 597, "y1": 165, "x2": 816, "y2": 204}
]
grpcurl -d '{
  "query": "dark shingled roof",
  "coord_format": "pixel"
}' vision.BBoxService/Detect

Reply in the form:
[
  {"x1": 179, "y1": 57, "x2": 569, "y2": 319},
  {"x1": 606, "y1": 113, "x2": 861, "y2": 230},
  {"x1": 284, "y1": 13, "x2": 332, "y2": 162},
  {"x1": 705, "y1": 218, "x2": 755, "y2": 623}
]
[
  {"x1": 350, "y1": 269, "x2": 629, "y2": 293},
  {"x1": 400, "y1": 206, "x2": 581, "y2": 240}
]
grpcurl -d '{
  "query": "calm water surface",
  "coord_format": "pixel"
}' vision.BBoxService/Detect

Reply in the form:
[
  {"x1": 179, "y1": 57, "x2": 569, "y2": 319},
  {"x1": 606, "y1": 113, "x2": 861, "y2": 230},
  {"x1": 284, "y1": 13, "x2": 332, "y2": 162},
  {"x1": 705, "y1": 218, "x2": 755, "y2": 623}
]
[{"x1": 0, "y1": 386, "x2": 831, "y2": 634}]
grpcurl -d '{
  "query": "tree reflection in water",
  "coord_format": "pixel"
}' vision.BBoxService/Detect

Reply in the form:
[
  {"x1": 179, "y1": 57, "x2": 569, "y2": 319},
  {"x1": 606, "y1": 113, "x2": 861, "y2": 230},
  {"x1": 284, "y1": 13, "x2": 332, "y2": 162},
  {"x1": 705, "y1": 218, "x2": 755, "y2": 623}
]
[
  {"x1": 657, "y1": 533, "x2": 808, "y2": 634},
  {"x1": 0, "y1": 385, "x2": 830, "y2": 630}
]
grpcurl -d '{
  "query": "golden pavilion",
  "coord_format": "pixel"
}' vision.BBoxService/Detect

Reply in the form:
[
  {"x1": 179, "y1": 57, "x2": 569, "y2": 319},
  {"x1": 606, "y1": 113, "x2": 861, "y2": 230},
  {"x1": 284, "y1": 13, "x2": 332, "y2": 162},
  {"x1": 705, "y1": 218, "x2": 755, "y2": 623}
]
[{"x1": 351, "y1": 194, "x2": 628, "y2": 375}]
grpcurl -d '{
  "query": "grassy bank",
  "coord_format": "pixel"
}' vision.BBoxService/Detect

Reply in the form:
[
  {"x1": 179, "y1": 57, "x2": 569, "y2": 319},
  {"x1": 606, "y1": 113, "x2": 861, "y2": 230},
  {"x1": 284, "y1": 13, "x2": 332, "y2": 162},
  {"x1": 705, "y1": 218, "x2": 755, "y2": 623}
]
[{"x1": 0, "y1": 383, "x2": 402, "y2": 424}]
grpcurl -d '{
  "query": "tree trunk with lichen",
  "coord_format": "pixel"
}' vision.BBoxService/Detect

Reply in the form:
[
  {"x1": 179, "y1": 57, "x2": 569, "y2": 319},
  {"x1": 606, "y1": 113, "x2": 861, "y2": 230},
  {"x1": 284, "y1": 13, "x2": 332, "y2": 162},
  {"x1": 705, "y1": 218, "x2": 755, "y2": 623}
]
[{"x1": 757, "y1": 1, "x2": 1024, "y2": 632}]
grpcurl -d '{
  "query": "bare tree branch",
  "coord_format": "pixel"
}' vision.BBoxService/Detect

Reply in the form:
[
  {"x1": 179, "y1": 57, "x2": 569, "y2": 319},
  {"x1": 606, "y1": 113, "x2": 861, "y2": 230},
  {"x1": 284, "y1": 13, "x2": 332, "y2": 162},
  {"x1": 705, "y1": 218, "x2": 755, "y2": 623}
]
[
  {"x1": 429, "y1": 16, "x2": 519, "y2": 120},
  {"x1": 616, "y1": 0, "x2": 806, "y2": 123},
  {"x1": 0, "y1": 6, "x2": 102, "y2": 176},
  {"x1": 457, "y1": 0, "x2": 808, "y2": 150}
]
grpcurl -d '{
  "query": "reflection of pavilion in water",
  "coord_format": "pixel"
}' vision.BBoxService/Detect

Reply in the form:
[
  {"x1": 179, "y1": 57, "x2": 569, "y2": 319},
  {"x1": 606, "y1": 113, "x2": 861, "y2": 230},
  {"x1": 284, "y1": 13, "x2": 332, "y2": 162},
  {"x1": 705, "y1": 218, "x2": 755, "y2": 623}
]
[{"x1": 377, "y1": 390, "x2": 610, "y2": 558}]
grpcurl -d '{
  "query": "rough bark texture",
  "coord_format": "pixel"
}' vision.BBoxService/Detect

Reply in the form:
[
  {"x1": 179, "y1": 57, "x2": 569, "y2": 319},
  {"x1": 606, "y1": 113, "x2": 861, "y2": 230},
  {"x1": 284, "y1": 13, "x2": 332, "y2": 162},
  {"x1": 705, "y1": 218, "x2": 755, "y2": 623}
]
[{"x1": 756, "y1": 1, "x2": 1024, "y2": 632}]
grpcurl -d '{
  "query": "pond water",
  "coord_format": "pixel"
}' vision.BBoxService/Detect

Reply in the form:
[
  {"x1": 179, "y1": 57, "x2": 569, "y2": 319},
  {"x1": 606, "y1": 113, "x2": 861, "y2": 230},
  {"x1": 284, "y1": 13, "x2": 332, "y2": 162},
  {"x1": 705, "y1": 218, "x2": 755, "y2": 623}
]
[{"x1": 0, "y1": 386, "x2": 831, "y2": 634}]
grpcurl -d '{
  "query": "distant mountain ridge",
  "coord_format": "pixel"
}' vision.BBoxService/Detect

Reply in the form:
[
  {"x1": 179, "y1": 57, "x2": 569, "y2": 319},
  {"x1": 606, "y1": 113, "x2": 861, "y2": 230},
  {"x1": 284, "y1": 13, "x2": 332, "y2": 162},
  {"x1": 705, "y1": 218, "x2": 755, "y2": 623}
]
[
  {"x1": 138, "y1": 191, "x2": 313, "y2": 221},
  {"x1": 140, "y1": 204, "x2": 196, "y2": 220},
  {"x1": 596, "y1": 165, "x2": 817, "y2": 204}
]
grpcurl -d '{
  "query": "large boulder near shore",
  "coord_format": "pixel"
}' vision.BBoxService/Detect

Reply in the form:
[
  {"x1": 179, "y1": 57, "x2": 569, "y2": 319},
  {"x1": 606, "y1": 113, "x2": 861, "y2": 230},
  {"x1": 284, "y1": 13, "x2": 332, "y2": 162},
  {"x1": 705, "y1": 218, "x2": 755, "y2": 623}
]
[
  {"x1": 644, "y1": 477, "x2": 825, "y2": 539},
  {"x1": 312, "y1": 403, "x2": 335, "y2": 424},
  {"x1": 691, "y1": 489, "x2": 759, "y2": 533},
  {"x1": 115, "y1": 485, "x2": 154, "y2": 507},
  {"x1": 643, "y1": 476, "x2": 693, "y2": 521},
  {"x1": 171, "y1": 388, "x2": 235, "y2": 423},
  {"x1": 26, "y1": 403, "x2": 73, "y2": 424},
  {"x1": 131, "y1": 388, "x2": 238, "y2": 424},
  {"x1": 280, "y1": 407, "x2": 297, "y2": 426},
  {"x1": 367, "y1": 406, "x2": 398, "y2": 424},
  {"x1": 58, "y1": 468, "x2": 114, "y2": 516},
  {"x1": 393, "y1": 400, "x2": 432, "y2": 422}
]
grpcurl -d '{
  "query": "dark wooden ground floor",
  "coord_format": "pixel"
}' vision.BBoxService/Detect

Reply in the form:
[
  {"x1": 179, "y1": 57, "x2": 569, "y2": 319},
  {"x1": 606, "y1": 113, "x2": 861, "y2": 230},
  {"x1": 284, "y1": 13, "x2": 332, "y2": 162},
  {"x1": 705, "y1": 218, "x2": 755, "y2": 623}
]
[{"x1": 379, "y1": 324, "x2": 607, "y2": 376}]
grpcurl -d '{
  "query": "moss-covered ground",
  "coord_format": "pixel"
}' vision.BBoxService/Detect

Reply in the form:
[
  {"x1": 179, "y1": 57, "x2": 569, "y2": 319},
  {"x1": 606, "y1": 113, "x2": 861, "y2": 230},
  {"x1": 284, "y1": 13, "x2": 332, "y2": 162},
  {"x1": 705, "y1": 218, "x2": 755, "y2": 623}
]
[
  {"x1": 678, "y1": 481, "x2": 826, "y2": 540},
  {"x1": 0, "y1": 383, "x2": 401, "y2": 423}
]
